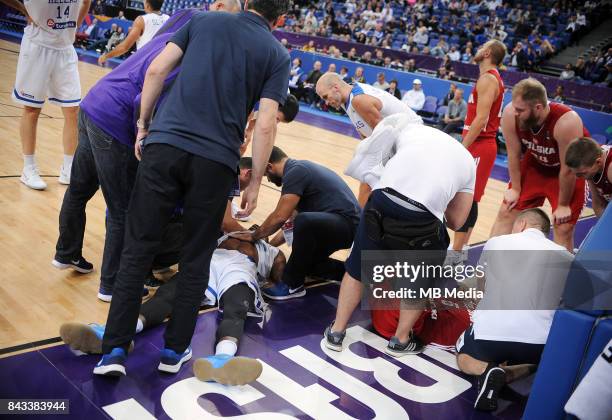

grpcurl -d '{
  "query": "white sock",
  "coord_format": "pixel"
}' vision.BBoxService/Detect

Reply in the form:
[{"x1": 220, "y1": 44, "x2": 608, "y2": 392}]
[
  {"x1": 63, "y1": 154, "x2": 74, "y2": 169},
  {"x1": 215, "y1": 340, "x2": 237, "y2": 356},
  {"x1": 135, "y1": 318, "x2": 144, "y2": 334},
  {"x1": 24, "y1": 154, "x2": 36, "y2": 168}
]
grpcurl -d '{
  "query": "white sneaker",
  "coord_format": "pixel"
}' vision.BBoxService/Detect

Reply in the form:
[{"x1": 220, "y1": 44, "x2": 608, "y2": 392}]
[
  {"x1": 20, "y1": 165, "x2": 47, "y2": 190},
  {"x1": 59, "y1": 164, "x2": 71, "y2": 185}
]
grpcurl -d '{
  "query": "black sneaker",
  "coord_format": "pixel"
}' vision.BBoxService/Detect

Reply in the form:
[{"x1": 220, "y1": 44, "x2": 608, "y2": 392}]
[
  {"x1": 52, "y1": 255, "x2": 94, "y2": 273},
  {"x1": 144, "y1": 272, "x2": 164, "y2": 288},
  {"x1": 323, "y1": 324, "x2": 346, "y2": 352},
  {"x1": 384, "y1": 335, "x2": 424, "y2": 357},
  {"x1": 474, "y1": 363, "x2": 506, "y2": 411}
]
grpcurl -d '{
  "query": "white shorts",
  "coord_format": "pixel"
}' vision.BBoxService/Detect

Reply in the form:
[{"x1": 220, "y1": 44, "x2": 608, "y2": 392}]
[
  {"x1": 12, "y1": 36, "x2": 81, "y2": 108},
  {"x1": 205, "y1": 249, "x2": 265, "y2": 317}
]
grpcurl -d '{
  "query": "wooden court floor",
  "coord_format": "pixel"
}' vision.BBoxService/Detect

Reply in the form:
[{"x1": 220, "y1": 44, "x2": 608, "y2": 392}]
[{"x1": 0, "y1": 39, "x2": 591, "y2": 352}]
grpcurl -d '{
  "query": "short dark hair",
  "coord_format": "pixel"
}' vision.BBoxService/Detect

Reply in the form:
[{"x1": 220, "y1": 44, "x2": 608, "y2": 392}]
[
  {"x1": 268, "y1": 146, "x2": 288, "y2": 163},
  {"x1": 519, "y1": 208, "x2": 551, "y2": 236},
  {"x1": 247, "y1": 0, "x2": 290, "y2": 23},
  {"x1": 146, "y1": 0, "x2": 164, "y2": 11},
  {"x1": 565, "y1": 137, "x2": 602, "y2": 168},
  {"x1": 239, "y1": 157, "x2": 252, "y2": 169},
  {"x1": 279, "y1": 94, "x2": 299, "y2": 122}
]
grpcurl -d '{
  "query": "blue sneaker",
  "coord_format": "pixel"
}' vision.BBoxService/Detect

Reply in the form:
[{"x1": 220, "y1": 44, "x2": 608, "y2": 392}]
[
  {"x1": 97, "y1": 286, "x2": 150, "y2": 303},
  {"x1": 193, "y1": 354, "x2": 263, "y2": 385},
  {"x1": 262, "y1": 283, "x2": 305, "y2": 300},
  {"x1": 93, "y1": 348, "x2": 127, "y2": 376},
  {"x1": 158, "y1": 347, "x2": 192, "y2": 373}
]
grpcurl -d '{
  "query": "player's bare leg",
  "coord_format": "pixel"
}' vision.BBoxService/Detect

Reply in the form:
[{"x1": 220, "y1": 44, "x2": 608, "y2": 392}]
[
  {"x1": 58, "y1": 106, "x2": 78, "y2": 185},
  {"x1": 553, "y1": 222, "x2": 575, "y2": 252},
  {"x1": 490, "y1": 205, "x2": 520, "y2": 238},
  {"x1": 19, "y1": 105, "x2": 47, "y2": 190}
]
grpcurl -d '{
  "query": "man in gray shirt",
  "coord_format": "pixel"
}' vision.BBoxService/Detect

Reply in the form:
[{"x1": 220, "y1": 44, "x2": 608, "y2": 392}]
[{"x1": 439, "y1": 88, "x2": 467, "y2": 134}]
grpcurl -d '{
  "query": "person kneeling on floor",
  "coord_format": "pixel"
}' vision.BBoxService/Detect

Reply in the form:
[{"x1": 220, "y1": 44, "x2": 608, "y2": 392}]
[
  {"x1": 60, "y1": 234, "x2": 286, "y2": 385},
  {"x1": 456, "y1": 208, "x2": 574, "y2": 411}
]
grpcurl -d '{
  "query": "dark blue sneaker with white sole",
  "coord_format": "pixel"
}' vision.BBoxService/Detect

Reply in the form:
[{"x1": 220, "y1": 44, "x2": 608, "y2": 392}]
[
  {"x1": 262, "y1": 283, "x2": 305, "y2": 300},
  {"x1": 158, "y1": 347, "x2": 192, "y2": 373},
  {"x1": 97, "y1": 286, "x2": 149, "y2": 303},
  {"x1": 52, "y1": 255, "x2": 94, "y2": 273},
  {"x1": 93, "y1": 347, "x2": 127, "y2": 376}
]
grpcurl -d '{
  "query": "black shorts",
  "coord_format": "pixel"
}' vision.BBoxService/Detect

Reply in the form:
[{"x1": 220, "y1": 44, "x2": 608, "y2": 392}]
[{"x1": 456, "y1": 325, "x2": 545, "y2": 365}]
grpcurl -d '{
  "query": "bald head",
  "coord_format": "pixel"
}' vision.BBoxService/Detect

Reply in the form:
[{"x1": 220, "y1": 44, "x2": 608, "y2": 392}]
[
  {"x1": 315, "y1": 72, "x2": 350, "y2": 109},
  {"x1": 210, "y1": 0, "x2": 242, "y2": 12}
]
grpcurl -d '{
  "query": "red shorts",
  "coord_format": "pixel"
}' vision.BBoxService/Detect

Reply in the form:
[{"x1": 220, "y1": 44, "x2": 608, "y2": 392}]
[
  {"x1": 371, "y1": 309, "x2": 470, "y2": 348},
  {"x1": 510, "y1": 156, "x2": 587, "y2": 225},
  {"x1": 467, "y1": 139, "x2": 497, "y2": 202}
]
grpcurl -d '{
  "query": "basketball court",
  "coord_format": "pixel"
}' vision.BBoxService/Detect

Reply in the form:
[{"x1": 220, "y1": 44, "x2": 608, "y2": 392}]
[{"x1": 0, "y1": 35, "x2": 601, "y2": 419}]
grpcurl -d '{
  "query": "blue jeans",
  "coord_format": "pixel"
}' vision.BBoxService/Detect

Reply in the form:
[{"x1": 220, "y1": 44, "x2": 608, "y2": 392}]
[{"x1": 55, "y1": 111, "x2": 138, "y2": 289}]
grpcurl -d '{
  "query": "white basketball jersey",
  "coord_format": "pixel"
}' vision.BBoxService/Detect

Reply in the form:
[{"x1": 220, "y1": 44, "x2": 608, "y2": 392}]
[
  {"x1": 136, "y1": 12, "x2": 170, "y2": 50},
  {"x1": 23, "y1": 0, "x2": 82, "y2": 49},
  {"x1": 343, "y1": 82, "x2": 423, "y2": 137}
]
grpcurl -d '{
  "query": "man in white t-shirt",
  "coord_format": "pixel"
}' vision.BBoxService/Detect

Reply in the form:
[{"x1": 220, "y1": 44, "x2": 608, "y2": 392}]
[
  {"x1": 324, "y1": 118, "x2": 475, "y2": 357},
  {"x1": 401, "y1": 79, "x2": 426, "y2": 111},
  {"x1": 455, "y1": 208, "x2": 573, "y2": 412},
  {"x1": 3, "y1": 0, "x2": 91, "y2": 190},
  {"x1": 98, "y1": 0, "x2": 170, "y2": 65},
  {"x1": 316, "y1": 72, "x2": 423, "y2": 206}
]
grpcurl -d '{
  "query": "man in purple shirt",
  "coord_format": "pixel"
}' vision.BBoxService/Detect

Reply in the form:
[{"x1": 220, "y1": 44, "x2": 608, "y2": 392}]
[{"x1": 53, "y1": 0, "x2": 243, "y2": 302}]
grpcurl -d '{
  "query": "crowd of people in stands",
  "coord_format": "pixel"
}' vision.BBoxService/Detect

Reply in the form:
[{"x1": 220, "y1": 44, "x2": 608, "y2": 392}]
[{"x1": 560, "y1": 47, "x2": 612, "y2": 86}]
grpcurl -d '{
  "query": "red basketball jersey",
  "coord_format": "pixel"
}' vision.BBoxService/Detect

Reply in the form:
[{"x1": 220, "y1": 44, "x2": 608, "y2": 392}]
[
  {"x1": 462, "y1": 68, "x2": 505, "y2": 141},
  {"x1": 516, "y1": 102, "x2": 590, "y2": 169},
  {"x1": 593, "y1": 145, "x2": 612, "y2": 202}
]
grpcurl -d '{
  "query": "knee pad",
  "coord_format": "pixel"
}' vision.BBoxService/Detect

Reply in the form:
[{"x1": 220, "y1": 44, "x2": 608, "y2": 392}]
[{"x1": 457, "y1": 202, "x2": 478, "y2": 233}]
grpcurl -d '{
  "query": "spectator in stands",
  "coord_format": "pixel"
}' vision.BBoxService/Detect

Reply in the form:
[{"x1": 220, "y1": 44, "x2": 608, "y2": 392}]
[
  {"x1": 359, "y1": 50, "x2": 372, "y2": 64},
  {"x1": 76, "y1": 18, "x2": 100, "y2": 47},
  {"x1": 439, "y1": 88, "x2": 467, "y2": 134},
  {"x1": 574, "y1": 57, "x2": 586, "y2": 79},
  {"x1": 339, "y1": 66, "x2": 350, "y2": 82},
  {"x1": 552, "y1": 85, "x2": 565, "y2": 103},
  {"x1": 443, "y1": 82, "x2": 457, "y2": 106},
  {"x1": 90, "y1": 23, "x2": 115, "y2": 52},
  {"x1": 99, "y1": 0, "x2": 169, "y2": 65},
  {"x1": 351, "y1": 66, "x2": 366, "y2": 83},
  {"x1": 345, "y1": 47, "x2": 358, "y2": 61},
  {"x1": 401, "y1": 79, "x2": 426, "y2": 111},
  {"x1": 422, "y1": 46, "x2": 431, "y2": 55},
  {"x1": 448, "y1": 46, "x2": 461, "y2": 61},
  {"x1": 404, "y1": 59, "x2": 416, "y2": 72},
  {"x1": 431, "y1": 39, "x2": 449, "y2": 58},
  {"x1": 525, "y1": 45, "x2": 537, "y2": 70},
  {"x1": 326, "y1": 63, "x2": 336, "y2": 73},
  {"x1": 302, "y1": 40, "x2": 316, "y2": 52},
  {"x1": 437, "y1": 67, "x2": 452, "y2": 80},
  {"x1": 117, "y1": 10, "x2": 126, "y2": 20},
  {"x1": 565, "y1": 16, "x2": 579, "y2": 46},
  {"x1": 456, "y1": 209, "x2": 573, "y2": 412},
  {"x1": 299, "y1": 60, "x2": 323, "y2": 105},
  {"x1": 386, "y1": 79, "x2": 402, "y2": 100},
  {"x1": 560, "y1": 64, "x2": 575, "y2": 81},
  {"x1": 414, "y1": 25, "x2": 428, "y2": 46},
  {"x1": 288, "y1": 58, "x2": 303, "y2": 92},
  {"x1": 345, "y1": 0, "x2": 356, "y2": 15},
  {"x1": 462, "y1": 47, "x2": 474, "y2": 63},
  {"x1": 92, "y1": 0, "x2": 105, "y2": 15},
  {"x1": 105, "y1": 26, "x2": 125, "y2": 53},
  {"x1": 372, "y1": 72, "x2": 390, "y2": 90},
  {"x1": 509, "y1": 42, "x2": 527, "y2": 71}
]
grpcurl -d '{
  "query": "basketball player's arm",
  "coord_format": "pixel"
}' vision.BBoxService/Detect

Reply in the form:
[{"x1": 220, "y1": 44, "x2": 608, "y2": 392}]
[
  {"x1": 77, "y1": 0, "x2": 92, "y2": 28},
  {"x1": 99, "y1": 16, "x2": 144, "y2": 64},
  {"x1": 238, "y1": 99, "x2": 279, "y2": 218},
  {"x1": 250, "y1": 194, "x2": 300, "y2": 241},
  {"x1": 462, "y1": 74, "x2": 498, "y2": 149},
  {"x1": 241, "y1": 112, "x2": 256, "y2": 156},
  {"x1": 352, "y1": 95, "x2": 383, "y2": 207},
  {"x1": 135, "y1": 42, "x2": 184, "y2": 159},
  {"x1": 0, "y1": 0, "x2": 28, "y2": 17},
  {"x1": 501, "y1": 103, "x2": 522, "y2": 210},
  {"x1": 554, "y1": 112, "x2": 584, "y2": 223},
  {"x1": 588, "y1": 180, "x2": 607, "y2": 218},
  {"x1": 269, "y1": 251, "x2": 287, "y2": 284},
  {"x1": 222, "y1": 200, "x2": 245, "y2": 233}
]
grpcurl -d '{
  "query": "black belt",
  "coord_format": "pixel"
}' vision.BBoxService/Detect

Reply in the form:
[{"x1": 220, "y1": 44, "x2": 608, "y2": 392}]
[{"x1": 381, "y1": 188, "x2": 429, "y2": 213}]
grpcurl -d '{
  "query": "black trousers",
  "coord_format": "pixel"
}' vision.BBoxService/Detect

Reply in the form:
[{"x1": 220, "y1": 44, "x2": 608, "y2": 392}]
[
  {"x1": 101, "y1": 144, "x2": 234, "y2": 354},
  {"x1": 282, "y1": 212, "x2": 356, "y2": 289},
  {"x1": 140, "y1": 276, "x2": 254, "y2": 344}
]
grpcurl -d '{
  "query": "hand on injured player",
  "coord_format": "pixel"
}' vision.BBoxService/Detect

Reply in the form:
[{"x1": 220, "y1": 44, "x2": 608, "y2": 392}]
[{"x1": 344, "y1": 113, "x2": 421, "y2": 187}]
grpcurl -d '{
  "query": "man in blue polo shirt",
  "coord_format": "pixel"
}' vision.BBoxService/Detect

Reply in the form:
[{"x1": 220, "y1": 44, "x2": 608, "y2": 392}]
[
  {"x1": 53, "y1": 1, "x2": 243, "y2": 303},
  {"x1": 231, "y1": 146, "x2": 360, "y2": 299},
  {"x1": 95, "y1": 0, "x2": 291, "y2": 377}
]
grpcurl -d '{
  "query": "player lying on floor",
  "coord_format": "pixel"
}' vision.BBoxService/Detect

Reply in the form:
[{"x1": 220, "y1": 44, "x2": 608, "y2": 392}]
[{"x1": 60, "y1": 234, "x2": 286, "y2": 385}]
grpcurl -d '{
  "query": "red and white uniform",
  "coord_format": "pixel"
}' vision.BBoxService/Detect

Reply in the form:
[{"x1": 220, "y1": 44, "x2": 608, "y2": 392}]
[
  {"x1": 593, "y1": 145, "x2": 612, "y2": 203},
  {"x1": 512, "y1": 102, "x2": 589, "y2": 225},
  {"x1": 462, "y1": 68, "x2": 505, "y2": 202}
]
